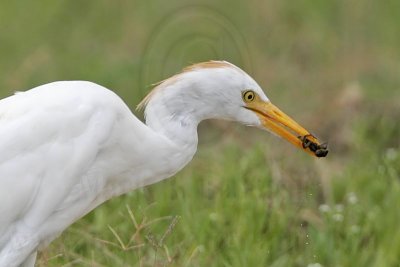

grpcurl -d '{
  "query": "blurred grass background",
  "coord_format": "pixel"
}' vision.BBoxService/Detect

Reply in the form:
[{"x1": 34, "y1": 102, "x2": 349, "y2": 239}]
[{"x1": 0, "y1": 1, "x2": 399, "y2": 266}]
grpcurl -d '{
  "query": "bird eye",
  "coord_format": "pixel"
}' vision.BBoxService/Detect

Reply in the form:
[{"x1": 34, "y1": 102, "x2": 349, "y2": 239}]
[{"x1": 242, "y1": 90, "x2": 255, "y2": 102}]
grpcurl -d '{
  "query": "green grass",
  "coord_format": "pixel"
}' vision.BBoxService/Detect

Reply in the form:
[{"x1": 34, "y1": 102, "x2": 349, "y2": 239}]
[{"x1": 0, "y1": 1, "x2": 399, "y2": 266}]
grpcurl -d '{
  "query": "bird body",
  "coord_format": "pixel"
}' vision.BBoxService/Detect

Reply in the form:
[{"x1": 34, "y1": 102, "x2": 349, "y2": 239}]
[
  {"x1": 0, "y1": 81, "x2": 195, "y2": 266},
  {"x1": 0, "y1": 61, "x2": 327, "y2": 266}
]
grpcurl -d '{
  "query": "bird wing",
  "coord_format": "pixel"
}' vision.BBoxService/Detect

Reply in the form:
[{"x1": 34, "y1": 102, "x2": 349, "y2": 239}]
[{"x1": 0, "y1": 82, "x2": 119, "y2": 246}]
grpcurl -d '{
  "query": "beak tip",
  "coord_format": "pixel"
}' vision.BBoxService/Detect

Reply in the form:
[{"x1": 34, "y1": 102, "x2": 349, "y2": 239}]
[{"x1": 298, "y1": 134, "x2": 328, "y2": 158}]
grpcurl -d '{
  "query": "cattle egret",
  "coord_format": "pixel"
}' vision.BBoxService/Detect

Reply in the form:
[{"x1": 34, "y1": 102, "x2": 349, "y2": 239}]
[{"x1": 0, "y1": 61, "x2": 327, "y2": 267}]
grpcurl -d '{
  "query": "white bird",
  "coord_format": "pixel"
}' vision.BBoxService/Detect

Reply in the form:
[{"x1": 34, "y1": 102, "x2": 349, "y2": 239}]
[{"x1": 0, "y1": 61, "x2": 327, "y2": 267}]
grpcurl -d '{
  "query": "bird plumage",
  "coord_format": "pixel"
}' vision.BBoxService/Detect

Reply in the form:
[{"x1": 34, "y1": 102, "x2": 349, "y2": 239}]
[
  {"x1": 0, "y1": 61, "x2": 326, "y2": 267},
  {"x1": 0, "y1": 81, "x2": 194, "y2": 267}
]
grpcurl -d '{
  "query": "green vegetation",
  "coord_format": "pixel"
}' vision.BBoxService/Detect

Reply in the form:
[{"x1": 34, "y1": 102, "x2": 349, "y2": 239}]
[{"x1": 0, "y1": 1, "x2": 399, "y2": 266}]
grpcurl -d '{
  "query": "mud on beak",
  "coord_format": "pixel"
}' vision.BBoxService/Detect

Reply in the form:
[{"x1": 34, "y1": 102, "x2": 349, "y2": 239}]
[{"x1": 245, "y1": 101, "x2": 328, "y2": 157}]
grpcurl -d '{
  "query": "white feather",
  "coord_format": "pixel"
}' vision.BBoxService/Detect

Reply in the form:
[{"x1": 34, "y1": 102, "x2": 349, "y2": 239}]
[{"x1": 0, "y1": 62, "x2": 268, "y2": 267}]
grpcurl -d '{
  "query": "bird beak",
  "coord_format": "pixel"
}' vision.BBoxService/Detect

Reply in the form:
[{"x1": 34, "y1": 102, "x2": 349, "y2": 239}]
[{"x1": 245, "y1": 101, "x2": 328, "y2": 157}]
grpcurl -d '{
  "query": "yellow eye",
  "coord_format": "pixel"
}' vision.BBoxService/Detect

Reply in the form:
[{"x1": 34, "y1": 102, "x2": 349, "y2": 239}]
[{"x1": 242, "y1": 90, "x2": 255, "y2": 102}]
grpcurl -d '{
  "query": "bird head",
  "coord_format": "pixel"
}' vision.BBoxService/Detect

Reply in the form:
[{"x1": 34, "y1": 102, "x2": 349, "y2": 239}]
[{"x1": 139, "y1": 61, "x2": 328, "y2": 157}]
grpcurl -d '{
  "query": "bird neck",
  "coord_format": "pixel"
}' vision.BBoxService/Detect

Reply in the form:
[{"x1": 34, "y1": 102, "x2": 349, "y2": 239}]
[
  {"x1": 142, "y1": 74, "x2": 226, "y2": 145},
  {"x1": 143, "y1": 97, "x2": 200, "y2": 146}
]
